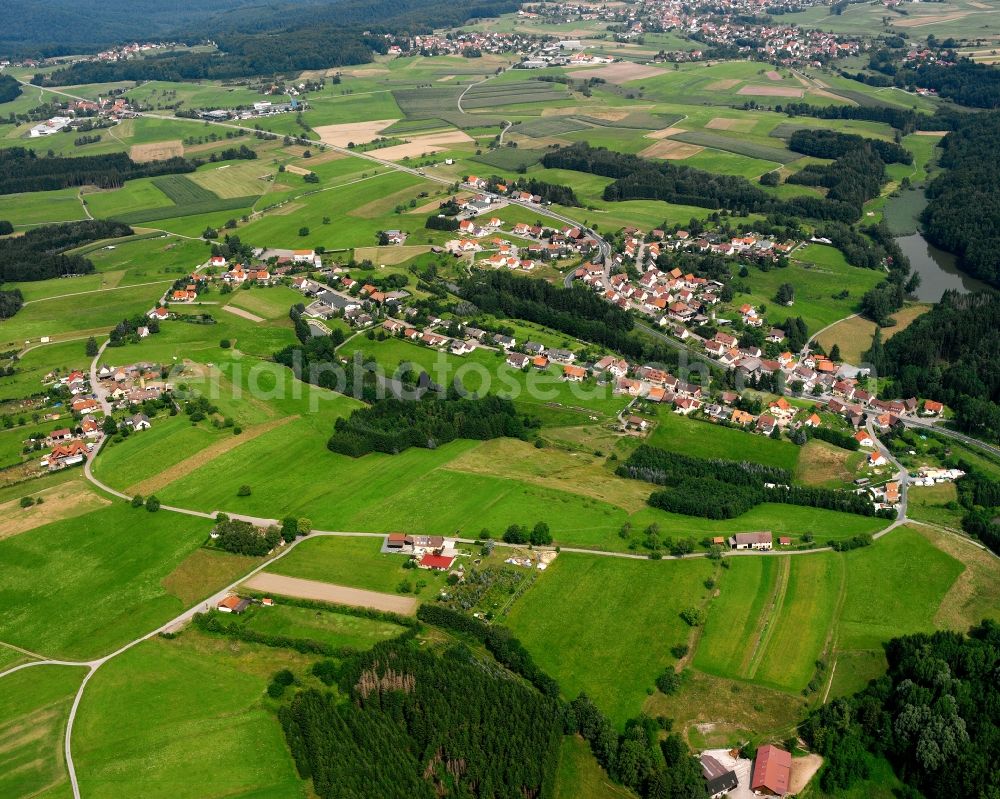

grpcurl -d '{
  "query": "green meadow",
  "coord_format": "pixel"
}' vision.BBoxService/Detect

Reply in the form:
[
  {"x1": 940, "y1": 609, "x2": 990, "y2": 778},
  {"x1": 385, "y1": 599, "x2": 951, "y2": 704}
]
[
  {"x1": 233, "y1": 602, "x2": 405, "y2": 650},
  {"x1": 73, "y1": 634, "x2": 307, "y2": 799},
  {"x1": 266, "y1": 535, "x2": 425, "y2": 594},
  {"x1": 0, "y1": 502, "x2": 214, "y2": 659},
  {"x1": 647, "y1": 409, "x2": 800, "y2": 472},
  {"x1": 506, "y1": 553, "x2": 714, "y2": 726},
  {"x1": 0, "y1": 664, "x2": 87, "y2": 799}
]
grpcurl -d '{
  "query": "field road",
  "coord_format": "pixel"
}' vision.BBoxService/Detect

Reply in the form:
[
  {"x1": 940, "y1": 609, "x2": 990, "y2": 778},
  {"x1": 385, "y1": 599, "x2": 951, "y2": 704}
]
[
  {"x1": 243, "y1": 573, "x2": 419, "y2": 614},
  {"x1": 221, "y1": 304, "x2": 265, "y2": 323}
]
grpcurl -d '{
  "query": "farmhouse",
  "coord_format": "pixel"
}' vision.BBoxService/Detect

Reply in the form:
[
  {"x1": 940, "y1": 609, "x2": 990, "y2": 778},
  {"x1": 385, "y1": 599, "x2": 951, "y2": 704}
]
[
  {"x1": 217, "y1": 595, "x2": 250, "y2": 614},
  {"x1": 700, "y1": 754, "x2": 738, "y2": 799},
  {"x1": 419, "y1": 553, "x2": 455, "y2": 571},
  {"x1": 730, "y1": 532, "x2": 773, "y2": 551},
  {"x1": 751, "y1": 744, "x2": 791, "y2": 796}
]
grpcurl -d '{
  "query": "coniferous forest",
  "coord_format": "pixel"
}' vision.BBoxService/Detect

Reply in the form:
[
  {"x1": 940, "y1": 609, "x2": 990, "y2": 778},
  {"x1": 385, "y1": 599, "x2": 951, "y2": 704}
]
[
  {"x1": 921, "y1": 111, "x2": 1000, "y2": 289},
  {"x1": 0, "y1": 220, "x2": 133, "y2": 283},
  {"x1": 279, "y1": 638, "x2": 564, "y2": 799}
]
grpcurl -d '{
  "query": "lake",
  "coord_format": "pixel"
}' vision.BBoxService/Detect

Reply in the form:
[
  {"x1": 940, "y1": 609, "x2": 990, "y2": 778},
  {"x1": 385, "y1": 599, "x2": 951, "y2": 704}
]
[{"x1": 896, "y1": 233, "x2": 992, "y2": 303}]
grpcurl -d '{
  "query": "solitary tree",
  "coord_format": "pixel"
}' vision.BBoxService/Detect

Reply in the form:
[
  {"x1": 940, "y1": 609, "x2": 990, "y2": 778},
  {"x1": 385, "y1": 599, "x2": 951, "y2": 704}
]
[{"x1": 85, "y1": 336, "x2": 99, "y2": 357}]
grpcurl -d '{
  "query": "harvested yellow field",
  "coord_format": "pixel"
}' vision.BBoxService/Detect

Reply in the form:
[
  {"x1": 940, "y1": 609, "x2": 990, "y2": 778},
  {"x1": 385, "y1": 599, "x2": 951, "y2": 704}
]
[
  {"x1": 567, "y1": 62, "x2": 666, "y2": 82},
  {"x1": 354, "y1": 245, "x2": 433, "y2": 265},
  {"x1": 705, "y1": 117, "x2": 756, "y2": 132},
  {"x1": 640, "y1": 140, "x2": 703, "y2": 160},
  {"x1": 646, "y1": 126, "x2": 687, "y2": 139},
  {"x1": 0, "y1": 479, "x2": 109, "y2": 541},
  {"x1": 130, "y1": 140, "x2": 183, "y2": 162},
  {"x1": 313, "y1": 119, "x2": 400, "y2": 147},
  {"x1": 372, "y1": 129, "x2": 473, "y2": 161},
  {"x1": 706, "y1": 79, "x2": 741, "y2": 90}
]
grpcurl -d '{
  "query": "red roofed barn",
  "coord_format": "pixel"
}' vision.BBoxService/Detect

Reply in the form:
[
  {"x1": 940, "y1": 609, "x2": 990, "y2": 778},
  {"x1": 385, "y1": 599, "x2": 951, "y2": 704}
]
[{"x1": 751, "y1": 744, "x2": 791, "y2": 796}]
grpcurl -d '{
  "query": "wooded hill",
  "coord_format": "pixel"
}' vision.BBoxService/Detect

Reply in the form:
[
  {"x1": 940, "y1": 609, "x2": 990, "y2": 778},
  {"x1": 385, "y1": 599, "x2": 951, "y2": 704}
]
[
  {"x1": 28, "y1": 0, "x2": 520, "y2": 81},
  {"x1": 922, "y1": 111, "x2": 1000, "y2": 290},
  {"x1": 801, "y1": 621, "x2": 1000, "y2": 798}
]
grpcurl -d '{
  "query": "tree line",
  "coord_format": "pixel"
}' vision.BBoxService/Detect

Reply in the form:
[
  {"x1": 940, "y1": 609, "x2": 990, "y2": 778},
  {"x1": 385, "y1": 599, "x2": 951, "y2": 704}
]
[
  {"x1": 328, "y1": 395, "x2": 528, "y2": 457},
  {"x1": 0, "y1": 75, "x2": 21, "y2": 104},
  {"x1": 0, "y1": 219, "x2": 132, "y2": 283},
  {"x1": 459, "y1": 269, "x2": 649, "y2": 359},
  {"x1": 921, "y1": 111, "x2": 1000, "y2": 289},
  {"x1": 0, "y1": 289, "x2": 23, "y2": 320},
  {"x1": 0, "y1": 147, "x2": 195, "y2": 195},
  {"x1": 543, "y1": 143, "x2": 873, "y2": 223},
  {"x1": 617, "y1": 445, "x2": 792, "y2": 488},
  {"x1": 788, "y1": 129, "x2": 912, "y2": 165},
  {"x1": 417, "y1": 605, "x2": 707, "y2": 798},
  {"x1": 800, "y1": 621, "x2": 1000, "y2": 797}
]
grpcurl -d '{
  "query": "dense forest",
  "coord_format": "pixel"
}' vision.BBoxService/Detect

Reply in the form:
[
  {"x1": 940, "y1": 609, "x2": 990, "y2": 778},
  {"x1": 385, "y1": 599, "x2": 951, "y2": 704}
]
[
  {"x1": 0, "y1": 75, "x2": 22, "y2": 104},
  {"x1": 280, "y1": 637, "x2": 563, "y2": 799},
  {"x1": 779, "y1": 101, "x2": 935, "y2": 133},
  {"x1": 903, "y1": 60, "x2": 1000, "y2": 109},
  {"x1": 617, "y1": 445, "x2": 792, "y2": 487},
  {"x1": 875, "y1": 291, "x2": 1000, "y2": 442},
  {"x1": 508, "y1": 177, "x2": 580, "y2": 207},
  {"x1": 921, "y1": 111, "x2": 1000, "y2": 289},
  {"x1": 785, "y1": 144, "x2": 887, "y2": 210},
  {"x1": 0, "y1": 220, "x2": 132, "y2": 283},
  {"x1": 788, "y1": 129, "x2": 912, "y2": 165},
  {"x1": 801, "y1": 621, "x2": 1000, "y2": 798},
  {"x1": 544, "y1": 143, "x2": 772, "y2": 214},
  {"x1": 956, "y1": 465, "x2": 1000, "y2": 556},
  {"x1": 0, "y1": 289, "x2": 24, "y2": 320},
  {"x1": 328, "y1": 395, "x2": 527, "y2": 456},
  {"x1": 0, "y1": 148, "x2": 194, "y2": 195},
  {"x1": 27, "y1": 0, "x2": 520, "y2": 80}
]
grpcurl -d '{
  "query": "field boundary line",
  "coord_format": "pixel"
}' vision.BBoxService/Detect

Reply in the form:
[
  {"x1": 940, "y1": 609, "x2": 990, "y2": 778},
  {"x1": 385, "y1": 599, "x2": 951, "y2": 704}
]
[{"x1": 746, "y1": 556, "x2": 790, "y2": 680}]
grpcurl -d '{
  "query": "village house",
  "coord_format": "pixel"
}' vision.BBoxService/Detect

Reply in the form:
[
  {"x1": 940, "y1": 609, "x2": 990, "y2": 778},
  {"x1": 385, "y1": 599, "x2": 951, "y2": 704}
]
[
  {"x1": 730, "y1": 532, "x2": 773, "y2": 551},
  {"x1": 562, "y1": 364, "x2": 586, "y2": 382},
  {"x1": 506, "y1": 352, "x2": 530, "y2": 369}
]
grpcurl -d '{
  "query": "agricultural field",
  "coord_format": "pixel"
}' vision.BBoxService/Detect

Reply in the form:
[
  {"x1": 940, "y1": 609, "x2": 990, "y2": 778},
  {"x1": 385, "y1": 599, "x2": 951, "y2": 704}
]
[
  {"x1": 0, "y1": 502, "x2": 220, "y2": 659},
  {"x1": 0, "y1": 664, "x2": 87, "y2": 799},
  {"x1": 505, "y1": 553, "x2": 714, "y2": 725},
  {"x1": 73, "y1": 632, "x2": 309, "y2": 799},
  {"x1": 647, "y1": 408, "x2": 800, "y2": 472}
]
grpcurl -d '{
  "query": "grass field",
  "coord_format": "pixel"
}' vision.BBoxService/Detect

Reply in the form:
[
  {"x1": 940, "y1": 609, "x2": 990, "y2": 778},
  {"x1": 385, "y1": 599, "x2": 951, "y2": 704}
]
[
  {"x1": 727, "y1": 243, "x2": 885, "y2": 333},
  {"x1": 555, "y1": 736, "x2": 637, "y2": 799},
  {"x1": 0, "y1": 188, "x2": 87, "y2": 227},
  {"x1": 506, "y1": 553, "x2": 713, "y2": 725},
  {"x1": 73, "y1": 633, "x2": 308, "y2": 799},
  {"x1": 232, "y1": 602, "x2": 405, "y2": 650},
  {"x1": 0, "y1": 502, "x2": 215, "y2": 659},
  {"x1": 0, "y1": 664, "x2": 87, "y2": 799},
  {"x1": 647, "y1": 408, "x2": 800, "y2": 472},
  {"x1": 189, "y1": 161, "x2": 277, "y2": 198},
  {"x1": 837, "y1": 526, "x2": 963, "y2": 651}
]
